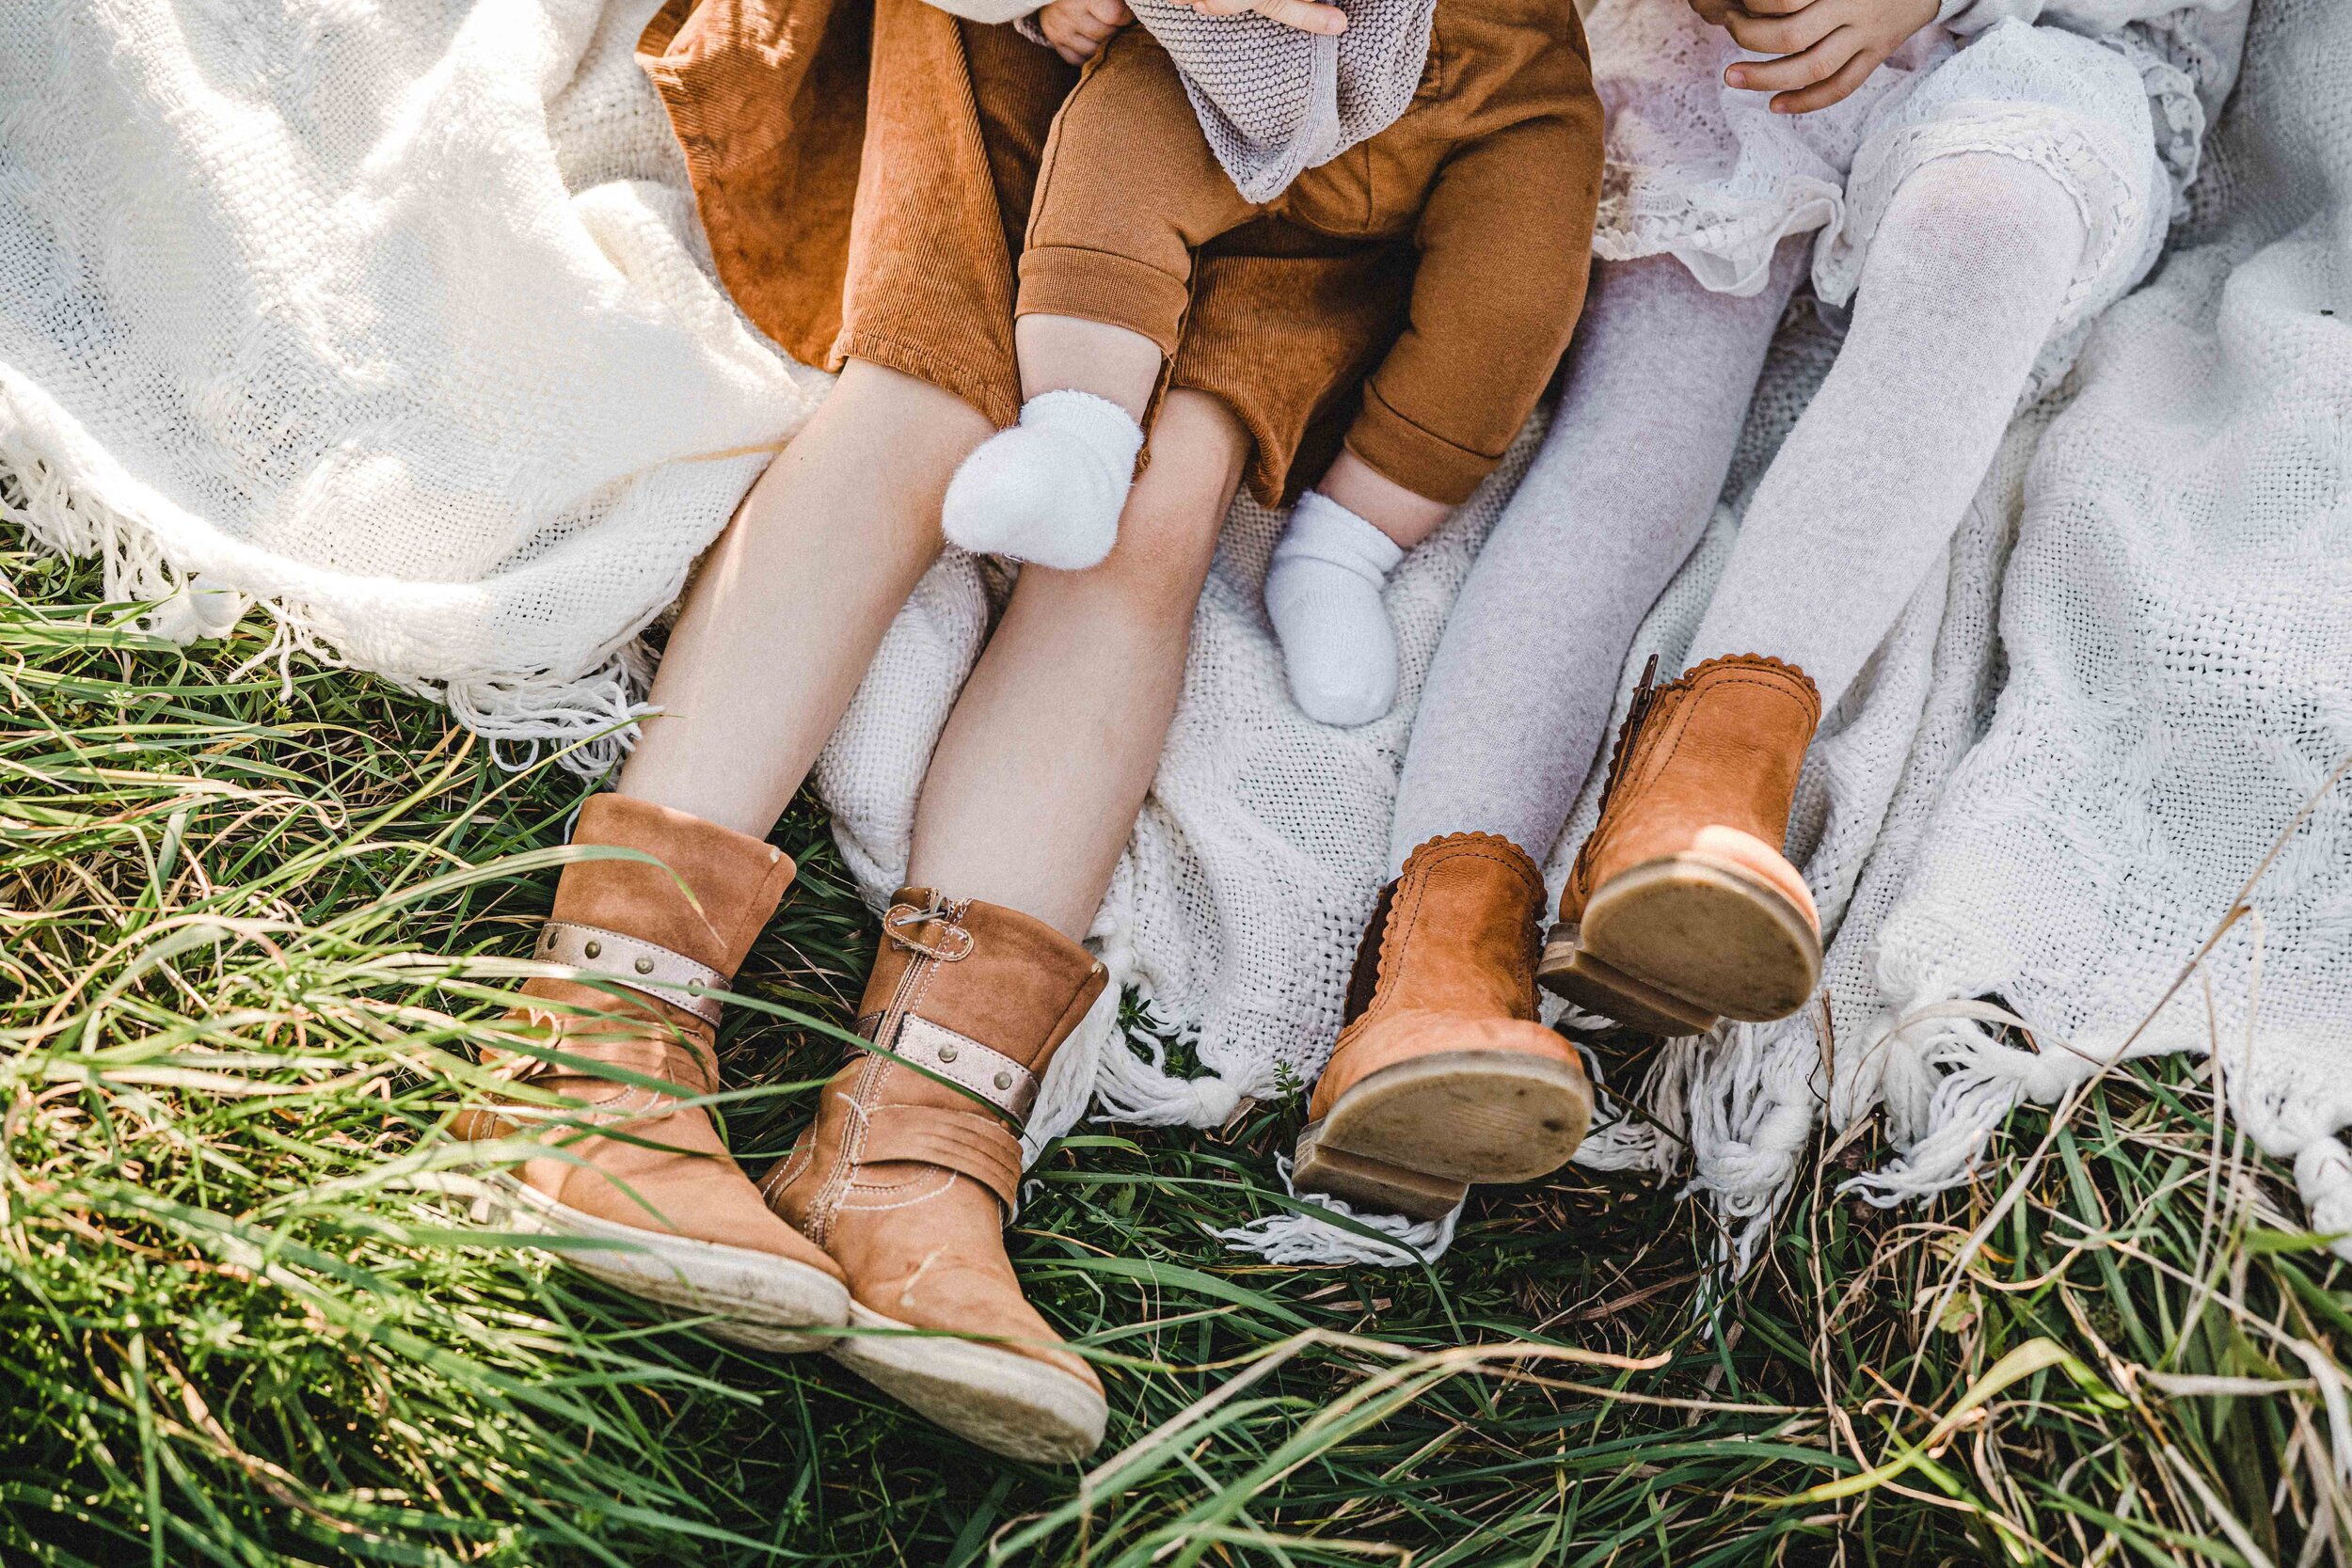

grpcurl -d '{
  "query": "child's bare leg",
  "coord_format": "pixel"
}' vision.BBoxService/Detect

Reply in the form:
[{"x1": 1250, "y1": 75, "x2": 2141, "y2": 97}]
[
  {"x1": 1319, "y1": 451, "x2": 1455, "y2": 547},
  {"x1": 1688, "y1": 153, "x2": 2089, "y2": 706},
  {"x1": 617, "y1": 359, "x2": 983, "y2": 835},
  {"x1": 1390, "y1": 243, "x2": 1809, "y2": 866},
  {"x1": 910, "y1": 388, "x2": 1248, "y2": 938}
]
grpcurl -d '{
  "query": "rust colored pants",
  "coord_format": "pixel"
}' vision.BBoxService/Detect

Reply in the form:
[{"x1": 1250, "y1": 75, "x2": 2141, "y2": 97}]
[
  {"x1": 642, "y1": 0, "x2": 1435, "y2": 504},
  {"x1": 1022, "y1": 1, "x2": 1603, "y2": 504}
]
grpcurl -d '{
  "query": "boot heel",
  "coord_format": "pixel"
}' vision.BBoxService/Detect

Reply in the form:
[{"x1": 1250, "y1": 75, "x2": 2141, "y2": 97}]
[
  {"x1": 1537, "y1": 921, "x2": 1721, "y2": 1037},
  {"x1": 1295, "y1": 1120, "x2": 1468, "y2": 1221}
]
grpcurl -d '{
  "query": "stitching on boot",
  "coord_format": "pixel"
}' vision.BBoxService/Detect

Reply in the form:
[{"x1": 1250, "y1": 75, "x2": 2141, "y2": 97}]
[
  {"x1": 762, "y1": 1140, "x2": 812, "y2": 1199},
  {"x1": 806, "y1": 1055, "x2": 880, "y2": 1246},
  {"x1": 840, "y1": 1167, "x2": 960, "y2": 1212}
]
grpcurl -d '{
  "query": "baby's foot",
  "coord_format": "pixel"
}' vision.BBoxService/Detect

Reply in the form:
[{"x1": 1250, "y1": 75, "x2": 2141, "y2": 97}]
[
  {"x1": 1264, "y1": 492, "x2": 1406, "y2": 726},
  {"x1": 942, "y1": 390, "x2": 1143, "y2": 571}
]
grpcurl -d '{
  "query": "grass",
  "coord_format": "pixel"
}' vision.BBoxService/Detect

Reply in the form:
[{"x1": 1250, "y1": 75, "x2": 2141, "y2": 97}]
[{"x1": 4, "y1": 522, "x2": 2350, "y2": 1567}]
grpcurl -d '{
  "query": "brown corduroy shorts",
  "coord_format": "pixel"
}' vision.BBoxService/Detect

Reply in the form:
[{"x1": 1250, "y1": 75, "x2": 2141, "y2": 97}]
[
  {"x1": 1023, "y1": 1, "x2": 1604, "y2": 505},
  {"x1": 641, "y1": 0, "x2": 1441, "y2": 505}
]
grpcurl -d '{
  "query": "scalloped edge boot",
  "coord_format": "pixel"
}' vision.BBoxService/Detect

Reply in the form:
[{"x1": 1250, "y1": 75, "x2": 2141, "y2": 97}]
[
  {"x1": 1295, "y1": 833, "x2": 1592, "y2": 1220},
  {"x1": 1538, "y1": 655, "x2": 1823, "y2": 1036}
]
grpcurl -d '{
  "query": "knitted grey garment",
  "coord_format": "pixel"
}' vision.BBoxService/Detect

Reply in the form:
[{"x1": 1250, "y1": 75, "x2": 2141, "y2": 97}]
[{"x1": 1128, "y1": 0, "x2": 1438, "y2": 202}]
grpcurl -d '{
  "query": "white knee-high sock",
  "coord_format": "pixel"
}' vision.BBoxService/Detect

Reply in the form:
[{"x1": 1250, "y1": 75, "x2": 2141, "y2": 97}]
[
  {"x1": 1389, "y1": 245, "x2": 1807, "y2": 871},
  {"x1": 1688, "y1": 154, "x2": 2089, "y2": 709},
  {"x1": 941, "y1": 389, "x2": 1144, "y2": 570},
  {"x1": 1266, "y1": 491, "x2": 1408, "y2": 726}
]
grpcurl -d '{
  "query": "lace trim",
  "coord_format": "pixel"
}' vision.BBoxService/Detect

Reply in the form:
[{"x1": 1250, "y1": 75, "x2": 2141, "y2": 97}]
[
  {"x1": 2109, "y1": 21, "x2": 2213, "y2": 206},
  {"x1": 1594, "y1": 160, "x2": 1846, "y2": 293}
]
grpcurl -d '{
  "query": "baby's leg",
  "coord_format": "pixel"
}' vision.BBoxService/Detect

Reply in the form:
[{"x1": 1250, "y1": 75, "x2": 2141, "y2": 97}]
[
  {"x1": 1269, "y1": 110, "x2": 1602, "y2": 724},
  {"x1": 1263, "y1": 456, "x2": 1445, "y2": 724},
  {"x1": 944, "y1": 30, "x2": 1256, "y2": 570},
  {"x1": 1686, "y1": 153, "x2": 2089, "y2": 706},
  {"x1": 1388, "y1": 242, "x2": 1808, "y2": 866}
]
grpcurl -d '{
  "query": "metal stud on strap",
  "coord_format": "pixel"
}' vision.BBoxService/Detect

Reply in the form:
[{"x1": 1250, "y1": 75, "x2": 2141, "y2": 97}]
[
  {"x1": 857, "y1": 1012, "x2": 1041, "y2": 1125},
  {"x1": 536, "y1": 920, "x2": 725, "y2": 1027}
]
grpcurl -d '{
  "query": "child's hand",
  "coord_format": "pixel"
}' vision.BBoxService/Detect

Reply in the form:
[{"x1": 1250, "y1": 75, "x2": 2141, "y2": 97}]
[
  {"x1": 1182, "y1": 0, "x2": 1348, "y2": 36},
  {"x1": 1717, "y1": 0, "x2": 1941, "y2": 115},
  {"x1": 1036, "y1": 0, "x2": 1133, "y2": 64}
]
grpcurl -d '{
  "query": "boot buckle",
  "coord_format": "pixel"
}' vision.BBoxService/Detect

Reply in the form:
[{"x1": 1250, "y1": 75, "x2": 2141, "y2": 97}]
[{"x1": 882, "y1": 902, "x2": 975, "y2": 962}]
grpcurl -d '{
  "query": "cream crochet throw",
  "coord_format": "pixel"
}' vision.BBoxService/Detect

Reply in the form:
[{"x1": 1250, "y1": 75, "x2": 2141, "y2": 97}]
[
  {"x1": 8, "y1": 1, "x2": 2349, "y2": 1264},
  {"x1": 0, "y1": 0, "x2": 820, "y2": 772},
  {"x1": 1120, "y1": 0, "x2": 1436, "y2": 202}
]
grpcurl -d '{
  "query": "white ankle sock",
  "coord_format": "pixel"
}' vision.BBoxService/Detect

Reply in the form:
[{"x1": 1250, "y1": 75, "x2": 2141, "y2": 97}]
[
  {"x1": 940, "y1": 389, "x2": 1143, "y2": 571},
  {"x1": 1265, "y1": 491, "x2": 1408, "y2": 727}
]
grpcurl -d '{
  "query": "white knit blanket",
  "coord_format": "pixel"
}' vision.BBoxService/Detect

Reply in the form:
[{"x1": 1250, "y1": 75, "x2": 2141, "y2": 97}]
[
  {"x1": 0, "y1": 0, "x2": 818, "y2": 771},
  {"x1": 10, "y1": 1, "x2": 2347, "y2": 1262}
]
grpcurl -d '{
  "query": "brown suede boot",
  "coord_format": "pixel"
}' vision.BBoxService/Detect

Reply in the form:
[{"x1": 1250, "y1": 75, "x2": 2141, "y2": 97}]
[
  {"x1": 462, "y1": 795, "x2": 849, "y2": 1351},
  {"x1": 764, "y1": 891, "x2": 1109, "y2": 1463},
  {"x1": 1538, "y1": 655, "x2": 1823, "y2": 1036},
  {"x1": 1294, "y1": 833, "x2": 1592, "y2": 1220}
]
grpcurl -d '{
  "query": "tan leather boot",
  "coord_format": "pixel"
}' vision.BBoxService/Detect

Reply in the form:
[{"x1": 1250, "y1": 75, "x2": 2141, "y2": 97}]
[
  {"x1": 765, "y1": 891, "x2": 1109, "y2": 1463},
  {"x1": 1295, "y1": 833, "x2": 1592, "y2": 1220},
  {"x1": 1538, "y1": 654, "x2": 1823, "y2": 1036},
  {"x1": 463, "y1": 795, "x2": 850, "y2": 1351}
]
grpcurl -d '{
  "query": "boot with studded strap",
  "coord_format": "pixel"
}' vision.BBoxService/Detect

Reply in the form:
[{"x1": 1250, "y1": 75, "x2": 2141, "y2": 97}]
[
  {"x1": 1538, "y1": 654, "x2": 1823, "y2": 1036},
  {"x1": 1295, "y1": 833, "x2": 1592, "y2": 1219},
  {"x1": 460, "y1": 794, "x2": 850, "y2": 1350},
  {"x1": 764, "y1": 890, "x2": 1110, "y2": 1463}
]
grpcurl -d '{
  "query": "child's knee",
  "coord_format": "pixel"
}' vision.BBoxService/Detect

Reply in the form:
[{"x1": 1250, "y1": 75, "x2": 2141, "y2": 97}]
[
  {"x1": 1074, "y1": 499, "x2": 1220, "y2": 612},
  {"x1": 1877, "y1": 152, "x2": 2089, "y2": 285}
]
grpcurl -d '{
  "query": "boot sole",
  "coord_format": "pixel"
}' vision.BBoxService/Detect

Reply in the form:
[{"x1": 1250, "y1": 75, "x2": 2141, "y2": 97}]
[
  {"x1": 475, "y1": 1171, "x2": 850, "y2": 1354},
  {"x1": 1538, "y1": 855, "x2": 1820, "y2": 1033},
  {"x1": 1295, "y1": 1050, "x2": 1593, "y2": 1219},
  {"x1": 830, "y1": 1302, "x2": 1108, "y2": 1464}
]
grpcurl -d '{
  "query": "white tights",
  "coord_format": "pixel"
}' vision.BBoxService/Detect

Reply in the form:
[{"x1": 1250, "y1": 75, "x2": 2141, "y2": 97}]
[
  {"x1": 1390, "y1": 153, "x2": 2088, "y2": 873},
  {"x1": 1688, "y1": 154, "x2": 2088, "y2": 698}
]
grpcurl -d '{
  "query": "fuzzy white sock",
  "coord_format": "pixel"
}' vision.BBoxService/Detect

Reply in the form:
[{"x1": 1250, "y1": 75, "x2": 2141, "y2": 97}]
[
  {"x1": 1265, "y1": 491, "x2": 1409, "y2": 727},
  {"x1": 941, "y1": 388, "x2": 1144, "y2": 570}
]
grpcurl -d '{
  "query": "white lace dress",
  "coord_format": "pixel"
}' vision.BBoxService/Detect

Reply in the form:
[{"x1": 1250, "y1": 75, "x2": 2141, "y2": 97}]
[{"x1": 1588, "y1": 0, "x2": 2250, "y2": 380}]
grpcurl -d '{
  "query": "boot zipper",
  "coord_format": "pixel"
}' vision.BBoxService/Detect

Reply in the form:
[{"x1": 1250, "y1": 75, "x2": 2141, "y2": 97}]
[
  {"x1": 873, "y1": 897, "x2": 973, "y2": 1056},
  {"x1": 1593, "y1": 654, "x2": 1662, "y2": 821},
  {"x1": 810, "y1": 899, "x2": 972, "y2": 1243}
]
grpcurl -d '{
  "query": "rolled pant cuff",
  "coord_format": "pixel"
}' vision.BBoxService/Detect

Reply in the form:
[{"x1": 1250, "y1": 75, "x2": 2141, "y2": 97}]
[
  {"x1": 1342, "y1": 383, "x2": 1505, "y2": 507},
  {"x1": 1016, "y1": 245, "x2": 1191, "y2": 358}
]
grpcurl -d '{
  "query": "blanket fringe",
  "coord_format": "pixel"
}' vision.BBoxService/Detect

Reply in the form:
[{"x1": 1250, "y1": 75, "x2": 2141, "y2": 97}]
[
  {"x1": 1, "y1": 426, "x2": 651, "y2": 778},
  {"x1": 1216, "y1": 1156, "x2": 1461, "y2": 1266},
  {"x1": 1219, "y1": 1032, "x2": 1677, "y2": 1268},
  {"x1": 1845, "y1": 989, "x2": 2352, "y2": 1268},
  {"x1": 1092, "y1": 1024, "x2": 1252, "y2": 1126}
]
